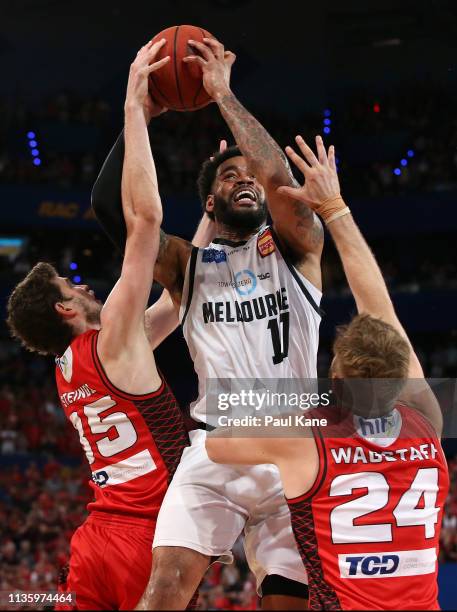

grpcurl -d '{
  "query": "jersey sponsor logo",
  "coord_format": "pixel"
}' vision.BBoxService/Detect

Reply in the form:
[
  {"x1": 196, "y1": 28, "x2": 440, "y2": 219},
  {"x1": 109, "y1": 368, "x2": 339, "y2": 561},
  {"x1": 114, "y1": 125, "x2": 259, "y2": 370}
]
[
  {"x1": 257, "y1": 228, "x2": 275, "y2": 257},
  {"x1": 90, "y1": 449, "x2": 157, "y2": 487},
  {"x1": 60, "y1": 383, "x2": 96, "y2": 408},
  {"x1": 257, "y1": 272, "x2": 271, "y2": 280},
  {"x1": 202, "y1": 288, "x2": 288, "y2": 324},
  {"x1": 202, "y1": 248, "x2": 227, "y2": 264},
  {"x1": 234, "y1": 269, "x2": 257, "y2": 296},
  {"x1": 339, "y1": 548, "x2": 437, "y2": 579},
  {"x1": 56, "y1": 346, "x2": 73, "y2": 383},
  {"x1": 92, "y1": 470, "x2": 109, "y2": 487},
  {"x1": 330, "y1": 442, "x2": 438, "y2": 465},
  {"x1": 354, "y1": 410, "x2": 402, "y2": 446}
]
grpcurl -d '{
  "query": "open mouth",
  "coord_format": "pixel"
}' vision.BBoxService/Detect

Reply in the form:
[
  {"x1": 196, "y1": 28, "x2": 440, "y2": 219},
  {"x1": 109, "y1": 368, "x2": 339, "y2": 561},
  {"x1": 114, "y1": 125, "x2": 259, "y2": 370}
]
[{"x1": 232, "y1": 188, "x2": 258, "y2": 205}]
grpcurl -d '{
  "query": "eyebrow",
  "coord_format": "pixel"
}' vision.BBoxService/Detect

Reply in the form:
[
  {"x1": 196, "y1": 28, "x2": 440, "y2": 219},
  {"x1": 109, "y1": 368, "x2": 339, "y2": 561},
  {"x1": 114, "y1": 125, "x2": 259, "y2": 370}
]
[{"x1": 218, "y1": 165, "x2": 240, "y2": 175}]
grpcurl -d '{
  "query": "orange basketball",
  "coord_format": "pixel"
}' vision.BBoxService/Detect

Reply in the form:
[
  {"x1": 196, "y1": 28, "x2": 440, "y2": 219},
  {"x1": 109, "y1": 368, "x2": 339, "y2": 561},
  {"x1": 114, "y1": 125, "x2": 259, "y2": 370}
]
[{"x1": 149, "y1": 25, "x2": 214, "y2": 112}]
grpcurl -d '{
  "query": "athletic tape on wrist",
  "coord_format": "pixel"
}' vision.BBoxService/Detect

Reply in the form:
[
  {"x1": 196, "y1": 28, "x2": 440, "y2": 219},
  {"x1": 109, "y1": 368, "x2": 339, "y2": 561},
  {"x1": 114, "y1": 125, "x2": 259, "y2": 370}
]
[
  {"x1": 325, "y1": 206, "x2": 351, "y2": 225},
  {"x1": 314, "y1": 195, "x2": 349, "y2": 224}
]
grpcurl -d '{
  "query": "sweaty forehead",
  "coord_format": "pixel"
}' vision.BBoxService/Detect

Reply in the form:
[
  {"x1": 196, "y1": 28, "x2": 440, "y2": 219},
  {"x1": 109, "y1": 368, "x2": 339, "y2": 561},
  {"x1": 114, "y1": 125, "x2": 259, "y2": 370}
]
[{"x1": 216, "y1": 156, "x2": 248, "y2": 177}]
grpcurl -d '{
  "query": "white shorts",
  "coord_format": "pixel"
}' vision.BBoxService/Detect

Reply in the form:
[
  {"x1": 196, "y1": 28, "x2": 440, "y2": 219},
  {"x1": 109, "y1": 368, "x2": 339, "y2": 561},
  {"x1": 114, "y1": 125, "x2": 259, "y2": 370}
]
[{"x1": 153, "y1": 429, "x2": 307, "y2": 590}]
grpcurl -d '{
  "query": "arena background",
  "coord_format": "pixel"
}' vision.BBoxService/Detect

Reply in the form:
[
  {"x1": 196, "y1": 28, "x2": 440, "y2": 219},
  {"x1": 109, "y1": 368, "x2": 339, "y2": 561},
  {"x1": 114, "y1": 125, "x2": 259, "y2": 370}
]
[{"x1": 0, "y1": 0, "x2": 456, "y2": 609}]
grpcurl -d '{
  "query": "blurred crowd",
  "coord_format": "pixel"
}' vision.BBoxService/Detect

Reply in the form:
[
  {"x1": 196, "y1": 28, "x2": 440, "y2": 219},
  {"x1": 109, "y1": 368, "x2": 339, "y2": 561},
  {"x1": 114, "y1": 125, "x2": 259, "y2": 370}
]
[
  {"x1": 441, "y1": 454, "x2": 457, "y2": 563},
  {"x1": 0, "y1": 84, "x2": 456, "y2": 197},
  {"x1": 1, "y1": 226, "x2": 456, "y2": 302}
]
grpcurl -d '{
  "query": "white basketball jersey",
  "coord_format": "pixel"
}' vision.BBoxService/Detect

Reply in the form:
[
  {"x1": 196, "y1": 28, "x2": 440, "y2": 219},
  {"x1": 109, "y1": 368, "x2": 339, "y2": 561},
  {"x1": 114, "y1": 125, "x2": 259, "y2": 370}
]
[{"x1": 180, "y1": 226, "x2": 322, "y2": 423}]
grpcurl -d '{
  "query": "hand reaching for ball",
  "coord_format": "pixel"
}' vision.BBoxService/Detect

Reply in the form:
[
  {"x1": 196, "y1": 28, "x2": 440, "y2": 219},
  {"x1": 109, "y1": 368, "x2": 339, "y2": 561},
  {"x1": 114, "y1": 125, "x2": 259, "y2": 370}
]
[
  {"x1": 184, "y1": 37, "x2": 236, "y2": 102},
  {"x1": 125, "y1": 39, "x2": 170, "y2": 122}
]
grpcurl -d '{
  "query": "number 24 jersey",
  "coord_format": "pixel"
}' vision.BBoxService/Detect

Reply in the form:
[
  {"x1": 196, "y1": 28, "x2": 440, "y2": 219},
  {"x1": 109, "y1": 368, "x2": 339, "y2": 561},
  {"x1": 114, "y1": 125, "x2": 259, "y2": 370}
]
[{"x1": 287, "y1": 405, "x2": 449, "y2": 610}]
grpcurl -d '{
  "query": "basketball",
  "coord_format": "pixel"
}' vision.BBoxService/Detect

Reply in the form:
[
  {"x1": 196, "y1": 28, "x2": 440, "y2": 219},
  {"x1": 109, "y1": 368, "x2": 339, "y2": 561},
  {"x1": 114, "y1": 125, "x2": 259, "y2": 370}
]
[{"x1": 149, "y1": 25, "x2": 214, "y2": 112}]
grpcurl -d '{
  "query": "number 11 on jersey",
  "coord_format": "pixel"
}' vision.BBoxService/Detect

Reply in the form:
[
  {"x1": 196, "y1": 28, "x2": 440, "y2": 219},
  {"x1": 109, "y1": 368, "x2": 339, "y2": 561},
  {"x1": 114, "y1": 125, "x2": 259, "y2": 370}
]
[{"x1": 267, "y1": 312, "x2": 290, "y2": 365}]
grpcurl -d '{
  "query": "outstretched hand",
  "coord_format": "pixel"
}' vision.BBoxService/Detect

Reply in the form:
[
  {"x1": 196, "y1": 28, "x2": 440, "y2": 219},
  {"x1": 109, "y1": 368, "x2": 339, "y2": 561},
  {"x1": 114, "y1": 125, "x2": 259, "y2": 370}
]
[
  {"x1": 184, "y1": 37, "x2": 236, "y2": 102},
  {"x1": 277, "y1": 135, "x2": 341, "y2": 209},
  {"x1": 125, "y1": 38, "x2": 169, "y2": 122}
]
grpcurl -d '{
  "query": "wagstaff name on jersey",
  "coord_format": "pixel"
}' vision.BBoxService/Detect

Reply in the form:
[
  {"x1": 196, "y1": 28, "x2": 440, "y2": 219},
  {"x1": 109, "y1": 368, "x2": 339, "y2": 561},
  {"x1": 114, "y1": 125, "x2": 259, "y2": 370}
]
[
  {"x1": 202, "y1": 288, "x2": 288, "y2": 324},
  {"x1": 330, "y1": 442, "x2": 438, "y2": 465}
]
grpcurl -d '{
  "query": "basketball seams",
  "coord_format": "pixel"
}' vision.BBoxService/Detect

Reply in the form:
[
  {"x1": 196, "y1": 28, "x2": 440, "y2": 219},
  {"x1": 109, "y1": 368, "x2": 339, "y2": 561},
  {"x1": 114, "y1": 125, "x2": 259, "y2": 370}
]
[
  {"x1": 149, "y1": 73, "x2": 172, "y2": 110},
  {"x1": 173, "y1": 26, "x2": 185, "y2": 110},
  {"x1": 192, "y1": 27, "x2": 208, "y2": 108},
  {"x1": 148, "y1": 24, "x2": 212, "y2": 112}
]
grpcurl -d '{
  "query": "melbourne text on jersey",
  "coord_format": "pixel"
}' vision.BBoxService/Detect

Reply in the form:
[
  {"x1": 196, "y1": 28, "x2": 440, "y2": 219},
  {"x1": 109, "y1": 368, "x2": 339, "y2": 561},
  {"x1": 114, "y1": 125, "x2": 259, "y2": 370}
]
[{"x1": 203, "y1": 287, "x2": 289, "y2": 324}]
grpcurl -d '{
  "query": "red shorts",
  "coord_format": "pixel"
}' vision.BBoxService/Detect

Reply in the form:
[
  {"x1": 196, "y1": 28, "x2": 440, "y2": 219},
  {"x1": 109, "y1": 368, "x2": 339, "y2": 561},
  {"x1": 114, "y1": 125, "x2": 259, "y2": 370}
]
[{"x1": 57, "y1": 511, "x2": 155, "y2": 610}]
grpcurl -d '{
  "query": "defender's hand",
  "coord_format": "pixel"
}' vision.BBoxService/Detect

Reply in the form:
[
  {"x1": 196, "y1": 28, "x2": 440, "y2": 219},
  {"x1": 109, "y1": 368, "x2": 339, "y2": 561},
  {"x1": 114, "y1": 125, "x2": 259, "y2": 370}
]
[
  {"x1": 125, "y1": 39, "x2": 170, "y2": 121},
  {"x1": 184, "y1": 37, "x2": 235, "y2": 102},
  {"x1": 277, "y1": 135, "x2": 341, "y2": 209}
]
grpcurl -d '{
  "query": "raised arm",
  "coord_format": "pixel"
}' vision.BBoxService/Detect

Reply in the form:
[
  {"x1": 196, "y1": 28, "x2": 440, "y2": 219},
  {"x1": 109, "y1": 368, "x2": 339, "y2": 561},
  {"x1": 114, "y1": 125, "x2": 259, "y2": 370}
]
[
  {"x1": 144, "y1": 213, "x2": 216, "y2": 349},
  {"x1": 279, "y1": 135, "x2": 442, "y2": 435},
  {"x1": 97, "y1": 39, "x2": 169, "y2": 391},
  {"x1": 91, "y1": 128, "x2": 126, "y2": 253},
  {"x1": 184, "y1": 38, "x2": 323, "y2": 286},
  {"x1": 91, "y1": 90, "x2": 191, "y2": 303}
]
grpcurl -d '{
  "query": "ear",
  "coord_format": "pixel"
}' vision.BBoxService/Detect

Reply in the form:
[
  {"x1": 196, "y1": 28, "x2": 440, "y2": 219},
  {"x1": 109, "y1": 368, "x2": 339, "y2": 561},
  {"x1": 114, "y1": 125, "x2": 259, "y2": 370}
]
[
  {"x1": 54, "y1": 301, "x2": 77, "y2": 320},
  {"x1": 205, "y1": 194, "x2": 215, "y2": 215}
]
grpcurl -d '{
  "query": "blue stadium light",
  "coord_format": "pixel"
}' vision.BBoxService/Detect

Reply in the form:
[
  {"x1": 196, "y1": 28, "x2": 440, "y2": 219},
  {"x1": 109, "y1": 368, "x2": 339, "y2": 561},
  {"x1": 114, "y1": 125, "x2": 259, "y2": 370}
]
[
  {"x1": 324, "y1": 109, "x2": 331, "y2": 117},
  {"x1": 324, "y1": 118, "x2": 331, "y2": 126},
  {"x1": 400, "y1": 159, "x2": 408, "y2": 167},
  {"x1": 31, "y1": 149, "x2": 39, "y2": 157},
  {"x1": 70, "y1": 262, "x2": 78, "y2": 271},
  {"x1": 28, "y1": 140, "x2": 37, "y2": 148},
  {"x1": 323, "y1": 127, "x2": 331, "y2": 134},
  {"x1": 33, "y1": 158, "x2": 41, "y2": 166},
  {"x1": 27, "y1": 131, "x2": 36, "y2": 139},
  {"x1": 407, "y1": 149, "x2": 414, "y2": 158},
  {"x1": 72, "y1": 275, "x2": 81, "y2": 283},
  {"x1": 393, "y1": 168, "x2": 401, "y2": 176}
]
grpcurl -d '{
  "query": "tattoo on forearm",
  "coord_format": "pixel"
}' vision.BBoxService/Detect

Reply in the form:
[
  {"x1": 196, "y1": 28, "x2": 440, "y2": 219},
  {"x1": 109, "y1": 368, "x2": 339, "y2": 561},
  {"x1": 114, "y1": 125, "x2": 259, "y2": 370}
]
[
  {"x1": 218, "y1": 92, "x2": 292, "y2": 179},
  {"x1": 293, "y1": 202, "x2": 323, "y2": 245}
]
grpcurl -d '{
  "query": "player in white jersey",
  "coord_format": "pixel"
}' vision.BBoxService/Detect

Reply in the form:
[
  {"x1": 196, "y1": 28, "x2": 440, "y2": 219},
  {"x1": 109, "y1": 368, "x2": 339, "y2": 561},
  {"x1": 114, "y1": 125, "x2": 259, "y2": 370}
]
[
  {"x1": 92, "y1": 36, "x2": 323, "y2": 609},
  {"x1": 182, "y1": 225, "x2": 322, "y2": 424}
]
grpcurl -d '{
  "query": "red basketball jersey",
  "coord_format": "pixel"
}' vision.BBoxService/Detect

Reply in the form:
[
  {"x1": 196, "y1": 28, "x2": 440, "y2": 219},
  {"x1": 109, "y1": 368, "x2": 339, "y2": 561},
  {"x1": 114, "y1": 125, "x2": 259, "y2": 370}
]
[
  {"x1": 287, "y1": 405, "x2": 449, "y2": 611},
  {"x1": 55, "y1": 329, "x2": 189, "y2": 519}
]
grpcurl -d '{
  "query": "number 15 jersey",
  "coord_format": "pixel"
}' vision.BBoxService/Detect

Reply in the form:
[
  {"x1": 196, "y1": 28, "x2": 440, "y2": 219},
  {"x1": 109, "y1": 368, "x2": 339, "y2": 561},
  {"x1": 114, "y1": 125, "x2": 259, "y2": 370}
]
[
  {"x1": 180, "y1": 227, "x2": 323, "y2": 424},
  {"x1": 55, "y1": 329, "x2": 189, "y2": 519}
]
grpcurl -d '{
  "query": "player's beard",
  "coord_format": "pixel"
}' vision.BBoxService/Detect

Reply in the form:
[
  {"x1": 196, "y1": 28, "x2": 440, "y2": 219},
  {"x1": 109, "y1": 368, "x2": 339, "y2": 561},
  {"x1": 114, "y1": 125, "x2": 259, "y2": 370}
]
[
  {"x1": 213, "y1": 194, "x2": 267, "y2": 234},
  {"x1": 78, "y1": 296, "x2": 102, "y2": 326}
]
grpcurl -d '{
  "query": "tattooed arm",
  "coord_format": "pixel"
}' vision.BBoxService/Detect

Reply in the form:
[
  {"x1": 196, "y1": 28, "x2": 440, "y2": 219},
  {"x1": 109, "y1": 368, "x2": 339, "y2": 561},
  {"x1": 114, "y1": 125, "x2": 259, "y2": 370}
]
[{"x1": 185, "y1": 37, "x2": 323, "y2": 287}]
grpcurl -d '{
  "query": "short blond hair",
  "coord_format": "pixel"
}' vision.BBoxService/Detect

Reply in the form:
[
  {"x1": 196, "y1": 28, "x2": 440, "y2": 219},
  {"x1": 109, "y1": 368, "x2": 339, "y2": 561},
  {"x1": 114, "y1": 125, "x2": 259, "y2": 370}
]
[{"x1": 333, "y1": 313, "x2": 410, "y2": 380}]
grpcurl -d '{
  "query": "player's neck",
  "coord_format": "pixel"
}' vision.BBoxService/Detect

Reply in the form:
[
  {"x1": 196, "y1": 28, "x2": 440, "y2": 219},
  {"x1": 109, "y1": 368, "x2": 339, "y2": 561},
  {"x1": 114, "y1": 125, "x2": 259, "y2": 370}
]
[
  {"x1": 74, "y1": 320, "x2": 101, "y2": 336},
  {"x1": 215, "y1": 222, "x2": 262, "y2": 243}
]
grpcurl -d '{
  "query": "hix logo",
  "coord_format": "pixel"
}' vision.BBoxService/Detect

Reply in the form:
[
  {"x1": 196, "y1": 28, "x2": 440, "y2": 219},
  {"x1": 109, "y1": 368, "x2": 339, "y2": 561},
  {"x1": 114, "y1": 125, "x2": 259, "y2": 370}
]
[{"x1": 345, "y1": 554, "x2": 399, "y2": 577}]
